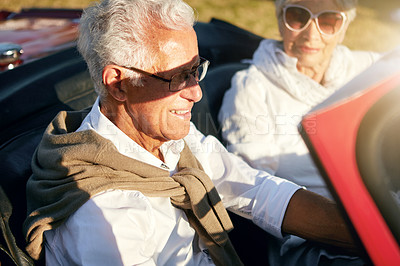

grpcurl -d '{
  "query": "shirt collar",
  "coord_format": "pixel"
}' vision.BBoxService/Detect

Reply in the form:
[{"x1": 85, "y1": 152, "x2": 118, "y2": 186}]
[{"x1": 78, "y1": 97, "x2": 185, "y2": 171}]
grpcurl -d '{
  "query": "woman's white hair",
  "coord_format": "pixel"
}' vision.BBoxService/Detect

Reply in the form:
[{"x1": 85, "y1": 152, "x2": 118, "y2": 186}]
[
  {"x1": 275, "y1": 0, "x2": 358, "y2": 23},
  {"x1": 78, "y1": 0, "x2": 196, "y2": 98}
]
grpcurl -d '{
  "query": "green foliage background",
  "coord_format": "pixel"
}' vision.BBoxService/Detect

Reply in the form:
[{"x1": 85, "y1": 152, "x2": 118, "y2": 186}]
[{"x1": 1, "y1": 0, "x2": 399, "y2": 52}]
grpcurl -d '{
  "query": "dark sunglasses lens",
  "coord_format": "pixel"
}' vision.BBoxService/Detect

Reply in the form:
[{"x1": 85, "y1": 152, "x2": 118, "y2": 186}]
[
  {"x1": 170, "y1": 62, "x2": 209, "y2": 92},
  {"x1": 318, "y1": 12, "x2": 344, "y2": 34},
  {"x1": 170, "y1": 73, "x2": 188, "y2": 92},
  {"x1": 285, "y1": 6, "x2": 311, "y2": 30},
  {"x1": 170, "y1": 70, "x2": 198, "y2": 92}
]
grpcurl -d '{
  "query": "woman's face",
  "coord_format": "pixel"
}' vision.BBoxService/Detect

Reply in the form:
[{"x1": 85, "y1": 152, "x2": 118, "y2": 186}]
[{"x1": 279, "y1": 0, "x2": 348, "y2": 70}]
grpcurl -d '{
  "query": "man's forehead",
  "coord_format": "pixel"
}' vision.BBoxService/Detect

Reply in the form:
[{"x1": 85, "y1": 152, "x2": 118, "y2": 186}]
[
  {"x1": 153, "y1": 28, "x2": 199, "y2": 73},
  {"x1": 160, "y1": 40, "x2": 181, "y2": 56}
]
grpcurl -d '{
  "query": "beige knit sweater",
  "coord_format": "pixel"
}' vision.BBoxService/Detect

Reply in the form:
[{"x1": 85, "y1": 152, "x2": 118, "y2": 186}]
[{"x1": 23, "y1": 110, "x2": 242, "y2": 265}]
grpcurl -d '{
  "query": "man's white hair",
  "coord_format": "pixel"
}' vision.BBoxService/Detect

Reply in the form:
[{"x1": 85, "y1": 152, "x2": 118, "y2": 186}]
[{"x1": 78, "y1": 0, "x2": 196, "y2": 98}]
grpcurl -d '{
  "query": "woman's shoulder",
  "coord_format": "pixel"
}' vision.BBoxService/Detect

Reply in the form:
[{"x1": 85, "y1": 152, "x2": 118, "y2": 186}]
[
  {"x1": 257, "y1": 38, "x2": 282, "y2": 51},
  {"x1": 227, "y1": 65, "x2": 270, "y2": 98},
  {"x1": 252, "y1": 39, "x2": 283, "y2": 60}
]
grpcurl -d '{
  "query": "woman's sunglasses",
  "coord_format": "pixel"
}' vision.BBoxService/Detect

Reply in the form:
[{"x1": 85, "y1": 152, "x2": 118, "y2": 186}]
[{"x1": 283, "y1": 5, "x2": 347, "y2": 36}]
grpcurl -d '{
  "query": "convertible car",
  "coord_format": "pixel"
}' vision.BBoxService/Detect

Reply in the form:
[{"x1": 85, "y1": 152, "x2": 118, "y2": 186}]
[{"x1": 0, "y1": 8, "x2": 399, "y2": 266}]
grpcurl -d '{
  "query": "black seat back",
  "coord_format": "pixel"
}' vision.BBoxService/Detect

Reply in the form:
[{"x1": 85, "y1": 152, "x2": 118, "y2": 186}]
[
  {"x1": 0, "y1": 47, "x2": 95, "y2": 265},
  {"x1": 193, "y1": 63, "x2": 249, "y2": 141},
  {"x1": 0, "y1": 128, "x2": 45, "y2": 263},
  {"x1": 195, "y1": 18, "x2": 261, "y2": 69}
]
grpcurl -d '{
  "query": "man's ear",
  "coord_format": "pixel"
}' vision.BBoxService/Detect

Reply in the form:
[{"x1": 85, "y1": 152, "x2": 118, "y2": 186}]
[{"x1": 102, "y1": 65, "x2": 128, "y2": 101}]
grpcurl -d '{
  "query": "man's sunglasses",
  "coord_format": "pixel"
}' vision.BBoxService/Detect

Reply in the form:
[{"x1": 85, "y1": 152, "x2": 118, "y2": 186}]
[
  {"x1": 121, "y1": 57, "x2": 210, "y2": 92},
  {"x1": 283, "y1": 5, "x2": 347, "y2": 36}
]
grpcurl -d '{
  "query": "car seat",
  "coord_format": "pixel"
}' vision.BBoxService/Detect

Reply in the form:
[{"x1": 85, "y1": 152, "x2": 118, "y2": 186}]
[
  {"x1": 0, "y1": 47, "x2": 95, "y2": 265},
  {"x1": 193, "y1": 62, "x2": 250, "y2": 142}
]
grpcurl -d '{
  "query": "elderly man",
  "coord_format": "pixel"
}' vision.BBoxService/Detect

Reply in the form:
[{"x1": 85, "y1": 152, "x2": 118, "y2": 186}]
[{"x1": 24, "y1": 0, "x2": 359, "y2": 265}]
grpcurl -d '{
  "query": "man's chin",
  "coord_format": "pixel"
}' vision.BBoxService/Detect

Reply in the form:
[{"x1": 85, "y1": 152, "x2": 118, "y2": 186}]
[
  {"x1": 163, "y1": 125, "x2": 191, "y2": 141},
  {"x1": 168, "y1": 131, "x2": 190, "y2": 141}
]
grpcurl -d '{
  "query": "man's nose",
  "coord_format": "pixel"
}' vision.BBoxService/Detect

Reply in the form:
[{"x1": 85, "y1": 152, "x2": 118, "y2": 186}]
[{"x1": 180, "y1": 78, "x2": 203, "y2": 103}]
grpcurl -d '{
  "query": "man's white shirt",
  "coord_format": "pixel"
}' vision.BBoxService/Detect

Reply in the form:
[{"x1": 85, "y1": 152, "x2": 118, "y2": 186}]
[{"x1": 44, "y1": 97, "x2": 301, "y2": 265}]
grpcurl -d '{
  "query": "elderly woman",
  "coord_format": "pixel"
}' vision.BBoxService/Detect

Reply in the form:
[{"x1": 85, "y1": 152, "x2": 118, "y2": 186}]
[
  {"x1": 219, "y1": 0, "x2": 380, "y2": 264},
  {"x1": 219, "y1": 0, "x2": 381, "y2": 199}
]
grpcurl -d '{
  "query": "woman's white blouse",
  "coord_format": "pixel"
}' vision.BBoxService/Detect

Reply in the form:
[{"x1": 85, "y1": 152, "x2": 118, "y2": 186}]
[{"x1": 219, "y1": 39, "x2": 381, "y2": 199}]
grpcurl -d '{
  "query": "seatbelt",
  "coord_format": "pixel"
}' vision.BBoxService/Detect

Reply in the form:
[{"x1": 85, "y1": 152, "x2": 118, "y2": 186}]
[{"x1": 0, "y1": 186, "x2": 34, "y2": 266}]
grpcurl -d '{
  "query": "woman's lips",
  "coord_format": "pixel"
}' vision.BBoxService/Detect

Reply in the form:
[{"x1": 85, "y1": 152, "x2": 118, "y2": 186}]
[{"x1": 300, "y1": 45, "x2": 320, "y2": 54}]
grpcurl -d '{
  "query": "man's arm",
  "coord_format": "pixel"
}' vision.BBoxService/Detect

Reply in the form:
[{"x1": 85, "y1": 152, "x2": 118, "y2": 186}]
[{"x1": 282, "y1": 189, "x2": 360, "y2": 253}]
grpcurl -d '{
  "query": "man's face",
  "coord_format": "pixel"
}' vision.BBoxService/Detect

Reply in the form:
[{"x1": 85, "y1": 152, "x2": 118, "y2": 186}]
[{"x1": 123, "y1": 28, "x2": 202, "y2": 143}]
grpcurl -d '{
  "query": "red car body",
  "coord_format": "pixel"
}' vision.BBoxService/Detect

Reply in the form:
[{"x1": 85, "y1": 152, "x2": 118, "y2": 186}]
[
  {"x1": 0, "y1": 9, "x2": 81, "y2": 71},
  {"x1": 300, "y1": 51, "x2": 400, "y2": 265}
]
